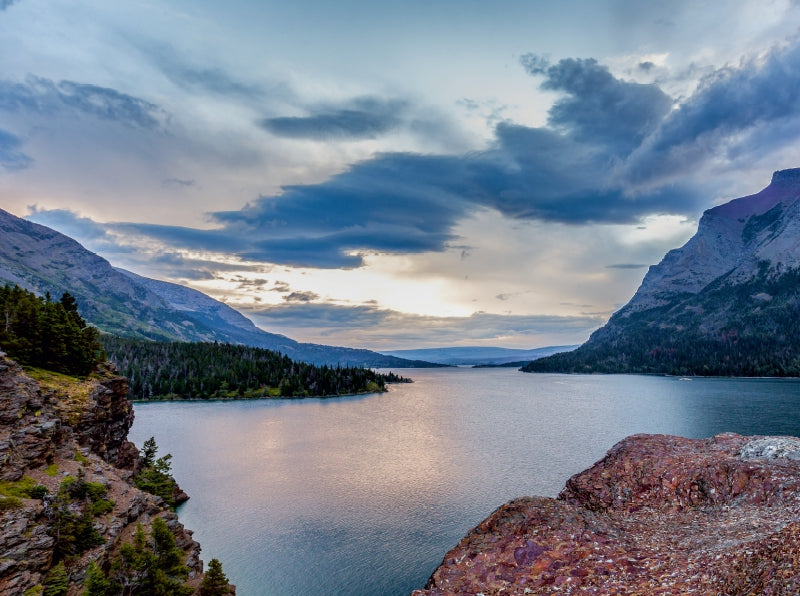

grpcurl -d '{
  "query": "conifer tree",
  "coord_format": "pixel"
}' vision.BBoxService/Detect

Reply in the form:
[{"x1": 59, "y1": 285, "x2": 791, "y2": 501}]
[
  {"x1": 199, "y1": 558, "x2": 230, "y2": 596},
  {"x1": 43, "y1": 561, "x2": 69, "y2": 596},
  {"x1": 82, "y1": 562, "x2": 112, "y2": 596}
]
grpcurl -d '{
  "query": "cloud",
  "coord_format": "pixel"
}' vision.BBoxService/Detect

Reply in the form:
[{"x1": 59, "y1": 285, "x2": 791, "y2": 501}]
[
  {"x1": 271, "y1": 281, "x2": 291, "y2": 293},
  {"x1": 0, "y1": 0, "x2": 19, "y2": 10},
  {"x1": 26, "y1": 207, "x2": 116, "y2": 243},
  {"x1": 260, "y1": 96, "x2": 408, "y2": 140},
  {"x1": 283, "y1": 291, "x2": 319, "y2": 303},
  {"x1": 27, "y1": 39, "x2": 800, "y2": 271},
  {"x1": 622, "y1": 41, "x2": 800, "y2": 186},
  {"x1": 0, "y1": 76, "x2": 163, "y2": 128},
  {"x1": 138, "y1": 41, "x2": 276, "y2": 101},
  {"x1": 0, "y1": 128, "x2": 32, "y2": 170},
  {"x1": 24, "y1": 208, "x2": 267, "y2": 282},
  {"x1": 162, "y1": 178, "x2": 194, "y2": 188},
  {"x1": 242, "y1": 302, "x2": 604, "y2": 349},
  {"x1": 233, "y1": 276, "x2": 270, "y2": 290},
  {"x1": 605, "y1": 263, "x2": 649, "y2": 269},
  {"x1": 521, "y1": 55, "x2": 673, "y2": 155}
]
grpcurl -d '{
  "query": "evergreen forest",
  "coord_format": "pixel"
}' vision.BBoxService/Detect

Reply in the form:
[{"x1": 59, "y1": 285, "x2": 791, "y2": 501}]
[
  {"x1": 0, "y1": 284, "x2": 105, "y2": 376},
  {"x1": 102, "y1": 336, "x2": 410, "y2": 400},
  {"x1": 524, "y1": 268, "x2": 800, "y2": 376}
]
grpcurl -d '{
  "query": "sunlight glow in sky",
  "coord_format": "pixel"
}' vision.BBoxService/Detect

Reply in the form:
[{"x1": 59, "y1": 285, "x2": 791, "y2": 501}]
[{"x1": 4, "y1": 0, "x2": 800, "y2": 349}]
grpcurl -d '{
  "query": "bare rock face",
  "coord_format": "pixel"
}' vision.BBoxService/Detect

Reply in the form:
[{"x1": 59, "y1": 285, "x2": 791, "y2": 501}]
[
  {"x1": 414, "y1": 433, "x2": 800, "y2": 595},
  {"x1": 72, "y1": 371, "x2": 138, "y2": 469},
  {"x1": 0, "y1": 356, "x2": 63, "y2": 480}
]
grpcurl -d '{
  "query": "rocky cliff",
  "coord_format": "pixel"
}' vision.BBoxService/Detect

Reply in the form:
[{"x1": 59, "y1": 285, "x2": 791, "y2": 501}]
[
  {"x1": 0, "y1": 354, "x2": 227, "y2": 594},
  {"x1": 525, "y1": 168, "x2": 800, "y2": 375},
  {"x1": 414, "y1": 433, "x2": 800, "y2": 595}
]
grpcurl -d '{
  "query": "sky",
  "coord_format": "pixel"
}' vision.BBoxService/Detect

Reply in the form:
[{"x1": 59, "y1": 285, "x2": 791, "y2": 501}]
[{"x1": 3, "y1": 0, "x2": 800, "y2": 350}]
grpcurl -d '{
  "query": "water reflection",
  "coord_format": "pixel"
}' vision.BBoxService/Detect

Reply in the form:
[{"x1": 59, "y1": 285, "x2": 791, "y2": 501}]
[{"x1": 130, "y1": 369, "x2": 800, "y2": 596}]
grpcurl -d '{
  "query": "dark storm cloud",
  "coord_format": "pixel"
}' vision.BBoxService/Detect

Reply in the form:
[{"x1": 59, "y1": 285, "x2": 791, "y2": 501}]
[
  {"x1": 204, "y1": 152, "x2": 472, "y2": 267},
  {"x1": 624, "y1": 41, "x2": 800, "y2": 184},
  {"x1": 521, "y1": 55, "x2": 672, "y2": 154},
  {"x1": 0, "y1": 76, "x2": 162, "y2": 128},
  {"x1": 37, "y1": 39, "x2": 800, "y2": 270},
  {"x1": 260, "y1": 97, "x2": 408, "y2": 140},
  {"x1": 0, "y1": 128, "x2": 32, "y2": 170},
  {"x1": 108, "y1": 96, "x2": 703, "y2": 268}
]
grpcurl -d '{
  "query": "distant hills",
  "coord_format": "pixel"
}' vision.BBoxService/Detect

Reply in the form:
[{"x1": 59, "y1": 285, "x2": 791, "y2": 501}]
[
  {"x1": 0, "y1": 208, "x2": 439, "y2": 367},
  {"x1": 525, "y1": 169, "x2": 800, "y2": 376},
  {"x1": 381, "y1": 345, "x2": 577, "y2": 366}
]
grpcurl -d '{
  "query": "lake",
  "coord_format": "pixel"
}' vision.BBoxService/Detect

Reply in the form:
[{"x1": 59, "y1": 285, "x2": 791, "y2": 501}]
[{"x1": 129, "y1": 368, "x2": 800, "y2": 595}]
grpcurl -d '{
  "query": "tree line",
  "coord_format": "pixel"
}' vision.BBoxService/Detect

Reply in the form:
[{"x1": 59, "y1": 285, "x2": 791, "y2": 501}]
[
  {"x1": 101, "y1": 336, "x2": 410, "y2": 400},
  {"x1": 0, "y1": 284, "x2": 104, "y2": 376}
]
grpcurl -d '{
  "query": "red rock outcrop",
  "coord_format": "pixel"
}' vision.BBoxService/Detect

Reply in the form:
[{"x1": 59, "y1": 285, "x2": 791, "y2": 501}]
[{"x1": 414, "y1": 433, "x2": 800, "y2": 595}]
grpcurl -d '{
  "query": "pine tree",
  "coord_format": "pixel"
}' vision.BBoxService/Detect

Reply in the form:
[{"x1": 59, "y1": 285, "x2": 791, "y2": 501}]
[
  {"x1": 82, "y1": 562, "x2": 112, "y2": 596},
  {"x1": 43, "y1": 561, "x2": 69, "y2": 596},
  {"x1": 199, "y1": 558, "x2": 230, "y2": 596}
]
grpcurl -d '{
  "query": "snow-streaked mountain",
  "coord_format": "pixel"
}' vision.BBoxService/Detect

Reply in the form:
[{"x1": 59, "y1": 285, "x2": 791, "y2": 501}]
[
  {"x1": 381, "y1": 345, "x2": 577, "y2": 366},
  {"x1": 0, "y1": 208, "x2": 437, "y2": 367},
  {"x1": 525, "y1": 169, "x2": 800, "y2": 375}
]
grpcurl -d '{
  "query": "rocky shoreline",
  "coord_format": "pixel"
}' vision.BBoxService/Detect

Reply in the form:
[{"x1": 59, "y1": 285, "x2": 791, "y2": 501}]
[
  {"x1": 0, "y1": 355, "x2": 230, "y2": 594},
  {"x1": 414, "y1": 432, "x2": 800, "y2": 595}
]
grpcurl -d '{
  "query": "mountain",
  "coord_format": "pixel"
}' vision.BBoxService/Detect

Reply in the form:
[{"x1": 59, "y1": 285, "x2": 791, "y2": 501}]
[
  {"x1": 525, "y1": 168, "x2": 800, "y2": 376},
  {"x1": 0, "y1": 208, "x2": 438, "y2": 367},
  {"x1": 381, "y1": 345, "x2": 577, "y2": 366}
]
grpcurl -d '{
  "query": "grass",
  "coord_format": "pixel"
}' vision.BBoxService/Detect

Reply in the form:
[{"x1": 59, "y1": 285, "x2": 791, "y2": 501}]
[
  {"x1": 0, "y1": 496, "x2": 22, "y2": 510},
  {"x1": 0, "y1": 476, "x2": 47, "y2": 499},
  {"x1": 24, "y1": 367, "x2": 97, "y2": 425}
]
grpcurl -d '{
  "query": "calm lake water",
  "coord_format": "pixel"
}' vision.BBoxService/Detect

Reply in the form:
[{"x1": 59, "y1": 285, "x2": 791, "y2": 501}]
[{"x1": 129, "y1": 368, "x2": 800, "y2": 595}]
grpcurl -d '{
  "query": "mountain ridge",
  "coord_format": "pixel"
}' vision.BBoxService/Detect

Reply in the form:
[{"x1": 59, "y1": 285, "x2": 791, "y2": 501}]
[
  {"x1": 0, "y1": 208, "x2": 438, "y2": 367},
  {"x1": 381, "y1": 345, "x2": 577, "y2": 366}
]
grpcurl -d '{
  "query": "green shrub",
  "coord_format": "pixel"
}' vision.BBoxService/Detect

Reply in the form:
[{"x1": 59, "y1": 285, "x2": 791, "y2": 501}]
[{"x1": 91, "y1": 499, "x2": 114, "y2": 516}]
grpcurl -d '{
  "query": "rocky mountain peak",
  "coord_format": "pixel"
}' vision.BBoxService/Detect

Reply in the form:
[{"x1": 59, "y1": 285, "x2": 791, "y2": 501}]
[
  {"x1": 770, "y1": 166, "x2": 800, "y2": 185},
  {"x1": 524, "y1": 167, "x2": 800, "y2": 375},
  {"x1": 621, "y1": 169, "x2": 800, "y2": 316}
]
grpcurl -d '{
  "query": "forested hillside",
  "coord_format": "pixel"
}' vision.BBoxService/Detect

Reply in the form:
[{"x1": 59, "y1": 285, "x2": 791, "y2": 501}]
[
  {"x1": 524, "y1": 265, "x2": 800, "y2": 376},
  {"x1": 102, "y1": 336, "x2": 410, "y2": 400},
  {"x1": 0, "y1": 284, "x2": 104, "y2": 375}
]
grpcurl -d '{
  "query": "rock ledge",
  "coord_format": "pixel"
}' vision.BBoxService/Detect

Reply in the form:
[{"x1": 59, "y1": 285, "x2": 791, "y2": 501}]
[{"x1": 414, "y1": 433, "x2": 800, "y2": 595}]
